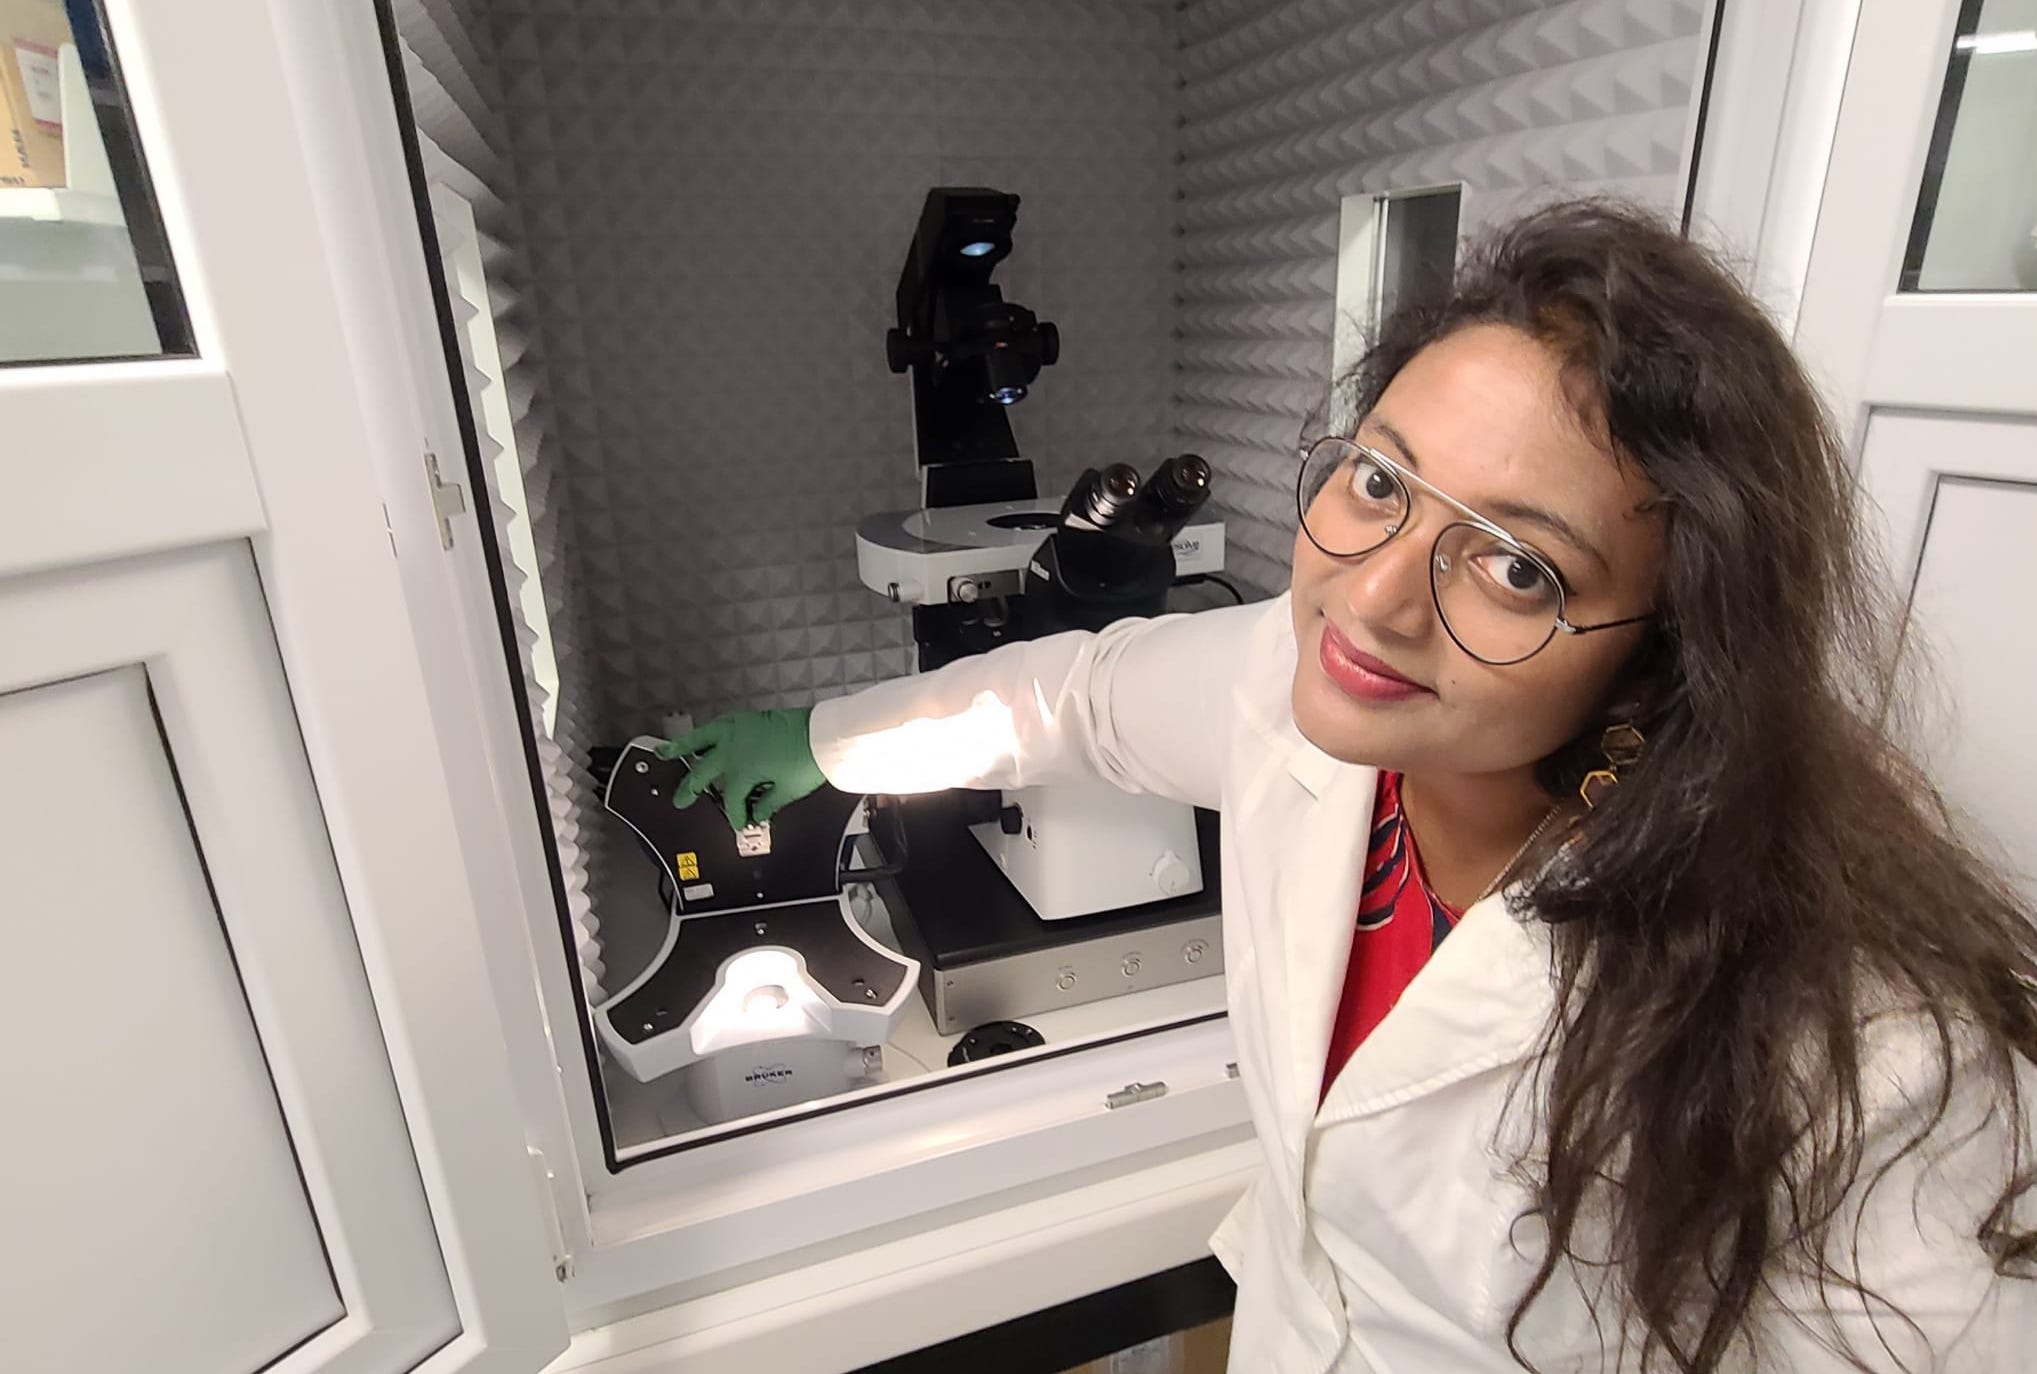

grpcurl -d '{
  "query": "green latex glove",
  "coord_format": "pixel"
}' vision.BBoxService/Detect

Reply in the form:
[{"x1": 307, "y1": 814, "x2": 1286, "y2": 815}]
[{"x1": 655, "y1": 708, "x2": 826, "y2": 830}]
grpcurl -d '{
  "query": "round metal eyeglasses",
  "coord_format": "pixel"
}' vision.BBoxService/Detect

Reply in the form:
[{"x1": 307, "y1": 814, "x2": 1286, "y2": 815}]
[{"x1": 1295, "y1": 436, "x2": 1650, "y2": 666}]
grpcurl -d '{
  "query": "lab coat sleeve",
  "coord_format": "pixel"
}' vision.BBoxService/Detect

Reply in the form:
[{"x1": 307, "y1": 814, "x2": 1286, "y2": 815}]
[
  {"x1": 1756, "y1": 1019, "x2": 2037, "y2": 1372},
  {"x1": 808, "y1": 598, "x2": 1273, "y2": 812}
]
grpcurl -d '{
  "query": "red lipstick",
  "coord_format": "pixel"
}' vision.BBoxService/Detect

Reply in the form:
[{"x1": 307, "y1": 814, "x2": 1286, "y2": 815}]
[{"x1": 1317, "y1": 621, "x2": 1432, "y2": 704}]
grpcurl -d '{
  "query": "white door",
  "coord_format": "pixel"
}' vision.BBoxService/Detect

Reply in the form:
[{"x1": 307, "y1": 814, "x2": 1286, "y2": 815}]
[
  {"x1": 0, "y1": 2, "x2": 565, "y2": 1371},
  {"x1": 1790, "y1": 0, "x2": 2037, "y2": 899}
]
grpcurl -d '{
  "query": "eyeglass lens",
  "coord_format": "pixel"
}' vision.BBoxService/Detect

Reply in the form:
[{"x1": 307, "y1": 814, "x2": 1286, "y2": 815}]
[{"x1": 1297, "y1": 438, "x2": 1564, "y2": 665}]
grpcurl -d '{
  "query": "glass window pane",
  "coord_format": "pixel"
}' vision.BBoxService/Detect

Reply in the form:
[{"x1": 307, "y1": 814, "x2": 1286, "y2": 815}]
[
  {"x1": 0, "y1": 0, "x2": 191, "y2": 363},
  {"x1": 1901, "y1": 0, "x2": 2037, "y2": 292}
]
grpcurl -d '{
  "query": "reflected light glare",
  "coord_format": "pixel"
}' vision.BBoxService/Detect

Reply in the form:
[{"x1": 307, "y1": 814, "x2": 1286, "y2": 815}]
[
  {"x1": 743, "y1": 984, "x2": 789, "y2": 1016},
  {"x1": 692, "y1": 949, "x2": 819, "y2": 1056},
  {"x1": 824, "y1": 692, "x2": 1020, "y2": 794},
  {"x1": 1030, "y1": 681, "x2": 1057, "y2": 733},
  {"x1": 960, "y1": 240, "x2": 998, "y2": 257},
  {"x1": 1956, "y1": 30, "x2": 2037, "y2": 54}
]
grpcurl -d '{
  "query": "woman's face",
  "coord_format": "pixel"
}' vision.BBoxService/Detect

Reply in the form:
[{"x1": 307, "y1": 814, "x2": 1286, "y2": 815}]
[{"x1": 1290, "y1": 323, "x2": 1665, "y2": 778}]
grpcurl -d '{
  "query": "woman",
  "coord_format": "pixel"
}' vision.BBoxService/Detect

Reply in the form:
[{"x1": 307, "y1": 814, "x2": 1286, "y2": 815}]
[{"x1": 663, "y1": 202, "x2": 2037, "y2": 1371}]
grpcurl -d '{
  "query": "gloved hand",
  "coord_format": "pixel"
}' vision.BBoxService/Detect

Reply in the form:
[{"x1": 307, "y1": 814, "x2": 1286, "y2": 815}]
[{"x1": 655, "y1": 708, "x2": 826, "y2": 830}]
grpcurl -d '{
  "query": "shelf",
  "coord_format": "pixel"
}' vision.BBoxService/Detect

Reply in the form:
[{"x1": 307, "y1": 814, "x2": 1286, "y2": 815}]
[{"x1": 0, "y1": 185, "x2": 125, "y2": 227}]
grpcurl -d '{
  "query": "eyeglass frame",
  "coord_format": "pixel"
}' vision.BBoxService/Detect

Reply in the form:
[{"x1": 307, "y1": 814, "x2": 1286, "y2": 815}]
[{"x1": 1294, "y1": 435, "x2": 1653, "y2": 666}]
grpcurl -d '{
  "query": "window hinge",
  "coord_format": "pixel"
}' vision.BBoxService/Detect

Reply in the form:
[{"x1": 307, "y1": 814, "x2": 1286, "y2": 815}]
[
  {"x1": 425, "y1": 449, "x2": 466, "y2": 550},
  {"x1": 528, "y1": 1145, "x2": 575, "y2": 1283},
  {"x1": 1105, "y1": 1080, "x2": 1169, "y2": 1110}
]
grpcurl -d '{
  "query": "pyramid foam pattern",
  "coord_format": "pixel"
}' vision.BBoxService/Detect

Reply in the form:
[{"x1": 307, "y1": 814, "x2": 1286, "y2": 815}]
[
  {"x1": 398, "y1": 1, "x2": 609, "y2": 997},
  {"x1": 484, "y1": 0, "x2": 1183, "y2": 742},
  {"x1": 1173, "y1": 0, "x2": 1708, "y2": 594},
  {"x1": 408, "y1": 0, "x2": 1711, "y2": 1015}
]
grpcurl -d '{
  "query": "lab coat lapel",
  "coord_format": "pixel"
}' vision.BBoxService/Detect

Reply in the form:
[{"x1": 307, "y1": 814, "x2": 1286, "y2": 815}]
[
  {"x1": 1268, "y1": 741, "x2": 1377, "y2": 1151},
  {"x1": 1320, "y1": 887, "x2": 1559, "y2": 1122}
]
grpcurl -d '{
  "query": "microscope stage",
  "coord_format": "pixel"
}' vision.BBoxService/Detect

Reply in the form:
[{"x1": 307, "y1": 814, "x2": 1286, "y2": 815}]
[{"x1": 857, "y1": 499, "x2": 1226, "y2": 607}]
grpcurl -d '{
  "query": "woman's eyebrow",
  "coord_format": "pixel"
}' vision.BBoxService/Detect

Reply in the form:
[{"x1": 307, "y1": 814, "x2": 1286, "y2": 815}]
[
  {"x1": 1483, "y1": 498, "x2": 1611, "y2": 576},
  {"x1": 1368, "y1": 418, "x2": 1422, "y2": 470},
  {"x1": 1363, "y1": 416, "x2": 1611, "y2": 576}
]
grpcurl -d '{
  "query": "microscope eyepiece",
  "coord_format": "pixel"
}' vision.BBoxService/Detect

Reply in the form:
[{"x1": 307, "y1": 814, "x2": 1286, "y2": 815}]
[
  {"x1": 1143, "y1": 454, "x2": 1212, "y2": 515},
  {"x1": 1068, "y1": 463, "x2": 1143, "y2": 529}
]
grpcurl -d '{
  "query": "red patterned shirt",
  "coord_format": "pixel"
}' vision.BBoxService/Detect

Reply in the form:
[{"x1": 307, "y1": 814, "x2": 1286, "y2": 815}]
[{"x1": 1321, "y1": 771, "x2": 1463, "y2": 1101}]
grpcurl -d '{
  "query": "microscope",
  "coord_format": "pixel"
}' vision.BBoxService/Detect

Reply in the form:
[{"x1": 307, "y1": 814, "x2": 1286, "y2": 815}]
[
  {"x1": 589, "y1": 189, "x2": 1227, "y2": 1115},
  {"x1": 855, "y1": 188, "x2": 1229, "y2": 1032}
]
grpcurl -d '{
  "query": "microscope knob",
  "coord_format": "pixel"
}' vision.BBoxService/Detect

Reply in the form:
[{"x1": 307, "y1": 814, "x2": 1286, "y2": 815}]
[
  {"x1": 885, "y1": 327, "x2": 921, "y2": 374},
  {"x1": 1152, "y1": 850, "x2": 1194, "y2": 897}
]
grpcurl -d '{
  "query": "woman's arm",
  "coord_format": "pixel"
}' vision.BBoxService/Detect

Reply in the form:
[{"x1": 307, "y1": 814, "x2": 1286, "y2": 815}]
[{"x1": 811, "y1": 598, "x2": 1270, "y2": 812}]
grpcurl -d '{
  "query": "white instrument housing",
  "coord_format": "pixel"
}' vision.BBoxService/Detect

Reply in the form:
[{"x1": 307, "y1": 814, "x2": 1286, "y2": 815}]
[{"x1": 972, "y1": 783, "x2": 1205, "y2": 922}]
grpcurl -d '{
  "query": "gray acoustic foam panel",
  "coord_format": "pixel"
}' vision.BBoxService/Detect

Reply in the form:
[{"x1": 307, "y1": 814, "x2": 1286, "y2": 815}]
[
  {"x1": 1172, "y1": 0, "x2": 1711, "y2": 595},
  {"x1": 485, "y1": 0, "x2": 1182, "y2": 743},
  {"x1": 397, "y1": 2, "x2": 610, "y2": 997}
]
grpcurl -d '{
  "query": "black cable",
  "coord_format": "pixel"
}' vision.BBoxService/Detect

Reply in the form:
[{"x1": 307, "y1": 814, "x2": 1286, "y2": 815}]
[
  {"x1": 839, "y1": 796, "x2": 911, "y2": 883},
  {"x1": 1173, "y1": 572, "x2": 1246, "y2": 605}
]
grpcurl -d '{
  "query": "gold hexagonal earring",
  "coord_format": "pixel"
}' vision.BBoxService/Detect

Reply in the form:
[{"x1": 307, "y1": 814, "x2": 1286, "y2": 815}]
[{"x1": 1579, "y1": 721, "x2": 1646, "y2": 809}]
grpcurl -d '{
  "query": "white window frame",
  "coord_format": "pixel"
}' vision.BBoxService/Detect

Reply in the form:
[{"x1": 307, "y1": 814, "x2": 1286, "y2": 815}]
[
  {"x1": 1683, "y1": 0, "x2": 1866, "y2": 333},
  {"x1": 51, "y1": 0, "x2": 580, "y2": 1367}
]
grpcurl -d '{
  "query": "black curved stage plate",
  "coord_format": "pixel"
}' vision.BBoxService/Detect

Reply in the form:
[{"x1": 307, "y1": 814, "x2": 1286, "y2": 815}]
[
  {"x1": 605, "y1": 738, "x2": 863, "y2": 915},
  {"x1": 607, "y1": 899, "x2": 912, "y2": 1047}
]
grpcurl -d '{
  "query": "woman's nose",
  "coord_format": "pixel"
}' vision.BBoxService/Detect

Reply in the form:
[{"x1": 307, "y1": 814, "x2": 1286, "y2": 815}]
[{"x1": 1335, "y1": 520, "x2": 1434, "y2": 642}]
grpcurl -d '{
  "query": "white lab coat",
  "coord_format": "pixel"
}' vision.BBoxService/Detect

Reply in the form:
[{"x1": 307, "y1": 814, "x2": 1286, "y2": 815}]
[{"x1": 811, "y1": 597, "x2": 2033, "y2": 1372}]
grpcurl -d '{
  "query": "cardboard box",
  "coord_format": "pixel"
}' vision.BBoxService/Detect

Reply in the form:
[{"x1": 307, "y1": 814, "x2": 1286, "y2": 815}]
[{"x1": 0, "y1": 0, "x2": 74, "y2": 188}]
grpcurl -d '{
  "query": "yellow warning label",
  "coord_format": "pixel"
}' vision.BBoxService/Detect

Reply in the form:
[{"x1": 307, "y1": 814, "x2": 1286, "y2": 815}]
[{"x1": 676, "y1": 851, "x2": 700, "y2": 881}]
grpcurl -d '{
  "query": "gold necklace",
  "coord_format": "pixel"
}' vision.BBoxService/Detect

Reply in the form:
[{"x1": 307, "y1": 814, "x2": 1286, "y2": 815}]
[{"x1": 1475, "y1": 805, "x2": 1565, "y2": 905}]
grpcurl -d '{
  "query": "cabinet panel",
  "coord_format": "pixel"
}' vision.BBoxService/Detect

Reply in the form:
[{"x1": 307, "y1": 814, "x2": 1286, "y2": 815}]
[
  {"x1": 0, "y1": 668, "x2": 341, "y2": 1373},
  {"x1": 0, "y1": 546, "x2": 461, "y2": 1374},
  {"x1": 1860, "y1": 409, "x2": 2037, "y2": 901},
  {"x1": 1906, "y1": 474, "x2": 2037, "y2": 896},
  {"x1": 1, "y1": 0, "x2": 574, "y2": 1363},
  {"x1": 0, "y1": 363, "x2": 265, "y2": 581}
]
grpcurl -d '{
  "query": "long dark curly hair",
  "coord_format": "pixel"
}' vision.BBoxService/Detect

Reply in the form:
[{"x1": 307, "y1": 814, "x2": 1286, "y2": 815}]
[{"x1": 1338, "y1": 200, "x2": 2037, "y2": 1370}]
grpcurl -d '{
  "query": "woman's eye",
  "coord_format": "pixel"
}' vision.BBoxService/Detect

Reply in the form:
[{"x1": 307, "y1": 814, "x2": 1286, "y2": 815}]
[
  {"x1": 1348, "y1": 458, "x2": 1397, "y2": 504},
  {"x1": 1469, "y1": 547, "x2": 1558, "y2": 604}
]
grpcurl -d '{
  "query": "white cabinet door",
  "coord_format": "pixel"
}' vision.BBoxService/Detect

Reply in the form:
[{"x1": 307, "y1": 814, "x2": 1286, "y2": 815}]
[
  {"x1": 0, "y1": 2, "x2": 566, "y2": 1370},
  {"x1": 1795, "y1": 0, "x2": 2037, "y2": 897},
  {"x1": 1858, "y1": 417, "x2": 2037, "y2": 896},
  {"x1": 0, "y1": 552, "x2": 455, "y2": 1374}
]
